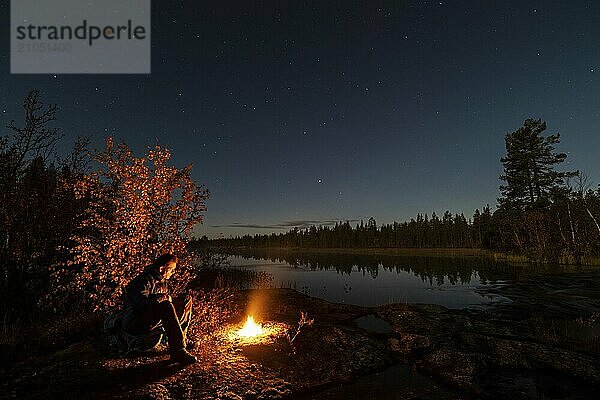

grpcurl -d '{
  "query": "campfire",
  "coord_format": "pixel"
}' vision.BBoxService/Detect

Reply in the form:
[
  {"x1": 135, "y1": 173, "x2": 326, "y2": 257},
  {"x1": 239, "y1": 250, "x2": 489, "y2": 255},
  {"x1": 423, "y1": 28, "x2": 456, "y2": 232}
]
[
  {"x1": 237, "y1": 315, "x2": 264, "y2": 338},
  {"x1": 226, "y1": 314, "x2": 287, "y2": 344}
]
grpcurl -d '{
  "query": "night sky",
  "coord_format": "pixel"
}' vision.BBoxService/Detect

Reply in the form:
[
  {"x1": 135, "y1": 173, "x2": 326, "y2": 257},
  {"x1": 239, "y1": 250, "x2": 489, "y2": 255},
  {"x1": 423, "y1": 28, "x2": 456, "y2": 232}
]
[{"x1": 2, "y1": 1, "x2": 600, "y2": 238}]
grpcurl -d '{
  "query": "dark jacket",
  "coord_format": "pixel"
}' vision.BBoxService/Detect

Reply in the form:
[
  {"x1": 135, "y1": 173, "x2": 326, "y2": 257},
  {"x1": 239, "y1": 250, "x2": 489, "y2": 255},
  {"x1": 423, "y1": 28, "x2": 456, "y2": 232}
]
[{"x1": 122, "y1": 265, "x2": 170, "y2": 327}]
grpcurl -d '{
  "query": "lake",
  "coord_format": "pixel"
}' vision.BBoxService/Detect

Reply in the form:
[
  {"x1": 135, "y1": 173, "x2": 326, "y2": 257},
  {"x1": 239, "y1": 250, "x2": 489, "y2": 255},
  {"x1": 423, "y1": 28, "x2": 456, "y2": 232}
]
[{"x1": 225, "y1": 249, "x2": 600, "y2": 317}]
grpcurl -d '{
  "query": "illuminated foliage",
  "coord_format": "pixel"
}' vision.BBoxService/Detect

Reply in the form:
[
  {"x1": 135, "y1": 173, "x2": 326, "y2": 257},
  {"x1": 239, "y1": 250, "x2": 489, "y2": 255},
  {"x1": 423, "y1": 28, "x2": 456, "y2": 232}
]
[{"x1": 58, "y1": 138, "x2": 209, "y2": 310}]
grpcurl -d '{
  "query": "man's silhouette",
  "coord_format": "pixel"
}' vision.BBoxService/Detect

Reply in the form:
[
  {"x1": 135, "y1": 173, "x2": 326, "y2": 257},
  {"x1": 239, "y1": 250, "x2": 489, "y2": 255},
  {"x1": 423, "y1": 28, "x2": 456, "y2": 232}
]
[{"x1": 122, "y1": 253, "x2": 197, "y2": 365}]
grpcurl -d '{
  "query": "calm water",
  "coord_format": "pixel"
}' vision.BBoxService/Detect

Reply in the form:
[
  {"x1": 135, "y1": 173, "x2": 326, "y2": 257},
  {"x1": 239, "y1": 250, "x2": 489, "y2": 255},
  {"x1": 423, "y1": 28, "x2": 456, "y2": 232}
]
[
  {"x1": 229, "y1": 255, "x2": 510, "y2": 308},
  {"x1": 226, "y1": 250, "x2": 600, "y2": 314}
]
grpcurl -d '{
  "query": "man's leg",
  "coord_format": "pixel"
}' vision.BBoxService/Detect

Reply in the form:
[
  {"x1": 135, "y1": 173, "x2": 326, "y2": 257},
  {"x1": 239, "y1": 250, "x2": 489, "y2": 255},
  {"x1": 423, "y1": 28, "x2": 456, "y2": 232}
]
[
  {"x1": 155, "y1": 300, "x2": 196, "y2": 364},
  {"x1": 173, "y1": 294, "x2": 193, "y2": 337},
  {"x1": 154, "y1": 300, "x2": 186, "y2": 352},
  {"x1": 125, "y1": 301, "x2": 185, "y2": 353}
]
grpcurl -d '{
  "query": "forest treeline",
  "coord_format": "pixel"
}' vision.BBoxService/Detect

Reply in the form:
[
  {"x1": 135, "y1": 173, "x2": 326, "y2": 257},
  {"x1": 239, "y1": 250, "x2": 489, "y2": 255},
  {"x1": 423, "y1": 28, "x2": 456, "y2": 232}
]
[
  {"x1": 204, "y1": 119, "x2": 600, "y2": 263},
  {"x1": 205, "y1": 211, "x2": 489, "y2": 249}
]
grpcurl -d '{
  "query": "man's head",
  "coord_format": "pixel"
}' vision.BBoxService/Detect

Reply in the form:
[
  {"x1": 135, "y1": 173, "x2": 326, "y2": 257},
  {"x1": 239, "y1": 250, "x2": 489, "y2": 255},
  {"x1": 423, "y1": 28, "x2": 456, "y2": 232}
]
[{"x1": 154, "y1": 253, "x2": 178, "y2": 280}]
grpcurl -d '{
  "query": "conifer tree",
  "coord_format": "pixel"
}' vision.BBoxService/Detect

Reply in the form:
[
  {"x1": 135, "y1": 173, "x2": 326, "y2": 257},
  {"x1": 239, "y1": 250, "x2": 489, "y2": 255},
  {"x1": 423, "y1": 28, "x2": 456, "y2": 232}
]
[{"x1": 499, "y1": 118, "x2": 575, "y2": 209}]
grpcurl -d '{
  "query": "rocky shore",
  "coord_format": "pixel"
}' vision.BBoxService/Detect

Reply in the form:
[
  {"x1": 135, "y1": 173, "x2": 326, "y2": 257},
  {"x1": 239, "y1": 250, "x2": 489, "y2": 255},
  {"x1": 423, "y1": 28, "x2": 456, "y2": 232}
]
[{"x1": 3, "y1": 288, "x2": 598, "y2": 399}]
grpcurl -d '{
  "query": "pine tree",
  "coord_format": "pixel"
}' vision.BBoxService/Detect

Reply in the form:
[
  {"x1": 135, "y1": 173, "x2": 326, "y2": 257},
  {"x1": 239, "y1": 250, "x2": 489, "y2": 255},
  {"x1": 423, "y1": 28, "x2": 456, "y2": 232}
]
[{"x1": 499, "y1": 118, "x2": 575, "y2": 209}]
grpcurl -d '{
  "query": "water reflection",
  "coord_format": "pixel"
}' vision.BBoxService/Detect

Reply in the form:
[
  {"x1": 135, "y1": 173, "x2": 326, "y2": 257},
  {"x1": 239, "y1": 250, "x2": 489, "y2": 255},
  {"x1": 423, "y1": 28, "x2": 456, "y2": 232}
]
[
  {"x1": 224, "y1": 249, "x2": 526, "y2": 308},
  {"x1": 222, "y1": 249, "x2": 600, "y2": 316},
  {"x1": 226, "y1": 248, "x2": 573, "y2": 284}
]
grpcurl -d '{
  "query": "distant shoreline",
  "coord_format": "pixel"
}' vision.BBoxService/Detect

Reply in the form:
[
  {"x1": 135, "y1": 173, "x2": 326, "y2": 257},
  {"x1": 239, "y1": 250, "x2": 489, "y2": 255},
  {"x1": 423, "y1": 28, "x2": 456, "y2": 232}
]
[
  {"x1": 234, "y1": 246, "x2": 490, "y2": 258},
  {"x1": 211, "y1": 246, "x2": 600, "y2": 266}
]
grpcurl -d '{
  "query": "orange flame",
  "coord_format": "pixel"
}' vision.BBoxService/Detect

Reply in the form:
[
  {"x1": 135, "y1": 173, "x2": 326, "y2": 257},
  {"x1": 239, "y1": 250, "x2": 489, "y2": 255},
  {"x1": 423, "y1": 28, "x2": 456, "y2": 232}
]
[{"x1": 237, "y1": 315, "x2": 264, "y2": 337}]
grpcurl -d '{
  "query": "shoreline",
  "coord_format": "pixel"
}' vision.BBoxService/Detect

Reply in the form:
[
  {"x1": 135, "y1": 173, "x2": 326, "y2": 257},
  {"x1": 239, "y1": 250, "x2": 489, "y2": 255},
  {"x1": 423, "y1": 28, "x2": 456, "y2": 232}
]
[
  {"x1": 217, "y1": 246, "x2": 491, "y2": 258},
  {"x1": 213, "y1": 246, "x2": 600, "y2": 266}
]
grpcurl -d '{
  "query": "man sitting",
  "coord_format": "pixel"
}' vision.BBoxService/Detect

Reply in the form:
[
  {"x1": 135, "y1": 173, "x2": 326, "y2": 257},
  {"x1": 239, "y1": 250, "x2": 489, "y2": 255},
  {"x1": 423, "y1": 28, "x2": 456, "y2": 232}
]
[{"x1": 122, "y1": 253, "x2": 197, "y2": 365}]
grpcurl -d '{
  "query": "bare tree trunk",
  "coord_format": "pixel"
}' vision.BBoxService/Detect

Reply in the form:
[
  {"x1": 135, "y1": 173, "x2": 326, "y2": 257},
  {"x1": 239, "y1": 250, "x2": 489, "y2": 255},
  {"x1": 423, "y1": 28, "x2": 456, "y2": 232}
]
[
  {"x1": 586, "y1": 207, "x2": 600, "y2": 238},
  {"x1": 575, "y1": 171, "x2": 600, "y2": 240},
  {"x1": 556, "y1": 212, "x2": 567, "y2": 245},
  {"x1": 513, "y1": 227, "x2": 523, "y2": 251},
  {"x1": 567, "y1": 201, "x2": 576, "y2": 247}
]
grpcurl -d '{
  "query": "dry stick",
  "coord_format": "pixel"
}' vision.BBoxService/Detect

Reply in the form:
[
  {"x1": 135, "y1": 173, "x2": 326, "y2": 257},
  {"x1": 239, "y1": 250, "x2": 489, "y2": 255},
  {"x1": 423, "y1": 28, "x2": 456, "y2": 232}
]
[{"x1": 286, "y1": 311, "x2": 314, "y2": 354}]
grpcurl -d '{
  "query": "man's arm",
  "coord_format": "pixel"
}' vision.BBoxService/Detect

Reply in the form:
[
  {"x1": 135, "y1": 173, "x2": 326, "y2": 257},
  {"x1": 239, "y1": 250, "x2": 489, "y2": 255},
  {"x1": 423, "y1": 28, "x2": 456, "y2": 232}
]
[
  {"x1": 124, "y1": 274, "x2": 152, "y2": 310},
  {"x1": 148, "y1": 292, "x2": 171, "y2": 303},
  {"x1": 125, "y1": 272, "x2": 171, "y2": 309}
]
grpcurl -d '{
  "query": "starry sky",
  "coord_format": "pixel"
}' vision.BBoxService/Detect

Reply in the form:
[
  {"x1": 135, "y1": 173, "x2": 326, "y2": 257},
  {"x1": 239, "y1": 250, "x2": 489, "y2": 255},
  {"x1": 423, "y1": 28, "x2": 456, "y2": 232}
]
[{"x1": 2, "y1": 1, "x2": 600, "y2": 238}]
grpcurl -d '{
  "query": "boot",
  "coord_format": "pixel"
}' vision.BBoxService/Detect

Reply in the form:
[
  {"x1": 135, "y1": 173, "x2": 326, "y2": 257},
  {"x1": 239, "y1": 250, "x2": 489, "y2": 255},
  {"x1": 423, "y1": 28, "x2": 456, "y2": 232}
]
[
  {"x1": 186, "y1": 339, "x2": 198, "y2": 351},
  {"x1": 170, "y1": 348, "x2": 197, "y2": 365}
]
